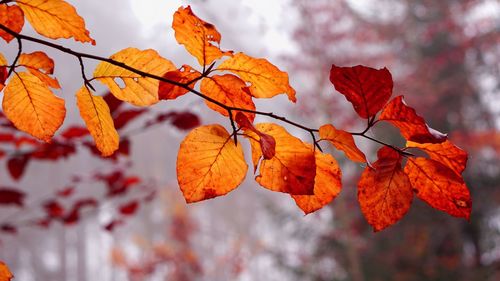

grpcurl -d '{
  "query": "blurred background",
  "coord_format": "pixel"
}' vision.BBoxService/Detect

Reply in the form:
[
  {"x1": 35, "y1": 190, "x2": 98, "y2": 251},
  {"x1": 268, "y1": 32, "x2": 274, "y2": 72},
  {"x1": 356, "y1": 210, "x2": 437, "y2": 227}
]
[{"x1": 0, "y1": 0, "x2": 499, "y2": 280}]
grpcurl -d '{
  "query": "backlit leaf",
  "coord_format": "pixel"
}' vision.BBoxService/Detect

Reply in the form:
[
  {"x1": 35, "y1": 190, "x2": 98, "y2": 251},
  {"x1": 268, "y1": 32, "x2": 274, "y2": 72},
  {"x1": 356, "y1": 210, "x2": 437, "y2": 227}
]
[
  {"x1": 0, "y1": 4, "x2": 24, "y2": 43},
  {"x1": 406, "y1": 140, "x2": 467, "y2": 175},
  {"x1": 358, "y1": 147, "x2": 413, "y2": 231},
  {"x1": 3, "y1": 72, "x2": 65, "y2": 142},
  {"x1": 292, "y1": 149, "x2": 342, "y2": 214},
  {"x1": 158, "y1": 65, "x2": 201, "y2": 100},
  {"x1": 76, "y1": 86, "x2": 119, "y2": 156},
  {"x1": 217, "y1": 52, "x2": 296, "y2": 102},
  {"x1": 94, "y1": 48, "x2": 176, "y2": 106},
  {"x1": 237, "y1": 112, "x2": 276, "y2": 164},
  {"x1": 177, "y1": 124, "x2": 247, "y2": 203},
  {"x1": 172, "y1": 6, "x2": 232, "y2": 66},
  {"x1": 405, "y1": 157, "x2": 471, "y2": 219},
  {"x1": 18, "y1": 51, "x2": 60, "y2": 89},
  {"x1": 380, "y1": 96, "x2": 447, "y2": 144},
  {"x1": 16, "y1": 0, "x2": 95, "y2": 44},
  {"x1": 0, "y1": 261, "x2": 13, "y2": 281},
  {"x1": 319, "y1": 124, "x2": 366, "y2": 163},
  {"x1": 200, "y1": 74, "x2": 255, "y2": 122},
  {"x1": 329, "y1": 65, "x2": 393, "y2": 118},
  {"x1": 249, "y1": 123, "x2": 316, "y2": 195}
]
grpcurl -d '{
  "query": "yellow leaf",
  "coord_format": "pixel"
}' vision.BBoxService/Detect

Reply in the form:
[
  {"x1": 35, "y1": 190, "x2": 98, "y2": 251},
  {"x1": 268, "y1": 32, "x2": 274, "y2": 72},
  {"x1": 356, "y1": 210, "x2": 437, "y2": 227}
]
[
  {"x1": 200, "y1": 74, "x2": 255, "y2": 122},
  {"x1": 172, "y1": 6, "x2": 232, "y2": 66},
  {"x1": 18, "y1": 51, "x2": 60, "y2": 89},
  {"x1": 249, "y1": 123, "x2": 316, "y2": 195},
  {"x1": 217, "y1": 52, "x2": 296, "y2": 102},
  {"x1": 94, "y1": 48, "x2": 176, "y2": 106},
  {"x1": 177, "y1": 124, "x2": 247, "y2": 203},
  {"x1": 0, "y1": 261, "x2": 13, "y2": 281},
  {"x1": 292, "y1": 149, "x2": 342, "y2": 214},
  {"x1": 16, "y1": 0, "x2": 95, "y2": 44},
  {"x1": 76, "y1": 86, "x2": 119, "y2": 157},
  {"x1": 2, "y1": 71, "x2": 65, "y2": 142},
  {"x1": 0, "y1": 4, "x2": 24, "y2": 43},
  {"x1": 319, "y1": 124, "x2": 366, "y2": 163}
]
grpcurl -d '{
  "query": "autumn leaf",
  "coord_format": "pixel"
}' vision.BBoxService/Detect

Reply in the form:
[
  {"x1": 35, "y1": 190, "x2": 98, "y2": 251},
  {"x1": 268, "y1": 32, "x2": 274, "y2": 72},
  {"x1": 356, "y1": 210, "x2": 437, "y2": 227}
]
[
  {"x1": 292, "y1": 149, "x2": 342, "y2": 214},
  {"x1": 172, "y1": 6, "x2": 232, "y2": 66},
  {"x1": 405, "y1": 157, "x2": 471, "y2": 219},
  {"x1": 319, "y1": 124, "x2": 366, "y2": 163},
  {"x1": 7, "y1": 155, "x2": 30, "y2": 180},
  {"x1": 329, "y1": 65, "x2": 393, "y2": 118},
  {"x1": 0, "y1": 53, "x2": 7, "y2": 92},
  {"x1": 406, "y1": 140, "x2": 467, "y2": 175},
  {"x1": 236, "y1": 112, "x2": 276, "y2": 163},
  {"x1": 113, "y1": 109, "x2": 147, "y2": 130},
  {"x1": 158, "y1": 65, "x2": 201, "y2": 100},
  {"x1": 217, "y1": 52, "x2": 296, "y2": 102},
  {"x1": 0, "y1": 261, "x2": 13, "y2": 281},
  {"x1": 0, "y1": 4, "x2": 24, "y2": 43},
  {"x1": 177, "y1": 124, "x2": 247, "y2": 203},
  {"x1": 358, "y1": 147, "x2": 413, "y2": 231},
  {"x1": 15, "y1": 0, "x2": 95, "y2": 44},
  {"x1": 76, "y1": 86, "x2": 119, "y2": 156},
  {"x1": 248, "y1": 123, "x2": 316, "y2": 195},
  {"x1": 0, "y1": 188, "x2": 25, "y2": 207},
  {"x1": 200, "y1": 74, "x2": 255, "y2": 122},
  {"x1": 380, "y1": 95, "x2": 447, "y2": 144},
  {"x1": 3, "y1": 71, "x2": 65, "y2": 142},
  {"x1": 94, "y1": 48, "x2": 176, "y2": 106},
  {"x1": 18, "y1": 51, "x2": 61, "y2": 89}
]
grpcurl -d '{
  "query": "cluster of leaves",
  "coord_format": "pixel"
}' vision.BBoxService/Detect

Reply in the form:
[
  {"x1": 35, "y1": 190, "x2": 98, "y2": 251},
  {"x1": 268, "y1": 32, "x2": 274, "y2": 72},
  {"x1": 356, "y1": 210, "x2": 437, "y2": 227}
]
[{"x1": 0, "y1": 0, "x2": 471, "y2": 234}]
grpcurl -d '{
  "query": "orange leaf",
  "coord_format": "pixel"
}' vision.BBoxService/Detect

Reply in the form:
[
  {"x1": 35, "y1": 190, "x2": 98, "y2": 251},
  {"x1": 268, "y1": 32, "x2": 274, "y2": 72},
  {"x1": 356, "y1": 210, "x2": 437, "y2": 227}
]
[
  {"x1": 0, "y1": 53, "x2": 7, "y2": 92},
  {"x1": 0, "y1": 4, "x2": 24, "y2": 43},
  {"x1": 406, "y1": 140, "x2": 467, "y2": 175},
  {"x1": 18, "y1": 51, "x2": 60, "y2": 89},
  {"x1": 292, "y1": 149, "x2": 342, "y2": 214},
  {"x1": 200, "y1": 74, "x2": 255, "y2": 122},
  {"x1": 177, "y1": 124, "x2": 247, "y2": 203},
  {"x1": 249, "y1": 123, "x2": 315, "y2": 195},
  {"x1": 94, "y1": 48, "x2": 176, "y2": 106},
  {"x1": 158, "y1": 65, "x2": 201, "y2": 100},
  {"x1": 172, "y1": 6, "x2": 232, "y2": 66},
  {"x1": 329, "y1": 65, "x2": 393, "y2": 118},
  {"x1": 380, "y1": 95, "x2": 447, "y2": 144},
  {"x1": 0, "y1": 261, "x2": 13, "y2": 281},
  {"x1": 358, "y1": 147, "x2": 413, "y2": 231},
  {"x1": 319, "y1": 124, "x2": 366, "y2": 163},
  {"x1": 2, "y1": 72, "x2": 65, "y2": 142},
  {"x1": 217, "y1": 52, "x2": 296, "y2": 102},
  {"x1": 16, "y1": 0, "x2": 95, "y2": 44},
  {"x1": 76, "y1": 87, "x2": 119, "y2": 157},
  {"x1": 405, "y1": 157, "x2": 471, "y2": 219}
]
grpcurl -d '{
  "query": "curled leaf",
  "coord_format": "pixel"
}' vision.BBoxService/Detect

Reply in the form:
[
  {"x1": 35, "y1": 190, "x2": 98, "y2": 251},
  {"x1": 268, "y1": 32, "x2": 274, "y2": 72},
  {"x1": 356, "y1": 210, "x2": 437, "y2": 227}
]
[
  {"x1": 16, "y1": 0, "x2": 95, "y2": 44},
  {"x1": 329, "y1": 65, "x2": 393, "y2": 118},
  {"x1": 237, "y1": 112, "x2": 276, "y2": 163},
  {"x1": 18, "y1": 51, "x2": 60, "y2": 89},
  {"x1": 406, "y1": 140, "x2": 467, "y2": 175},
  {"x1": 158, "y1": 65, "x2": 201, "y2": 100},
  {"x1": 177, "y1": 124, "x2": 247, "y2": 203},
  {"x1": 358, "y1": 147, "x2": 413, "y2": 232},
  {"x1": 319, "y1": 124, "x2": 366, "y2": 163},
  {"x1": 172, "y1": 6, "x2": 232, "y2": 66},
  {"x1": 218, "y1": 53, "x2": 296, "y2": 102},
  {"x1": 405, "y1": 157, "x2": 471, "y2": 219},
  {"x1": 380, "y1": 96, "x2": 447, "y2": 144}
]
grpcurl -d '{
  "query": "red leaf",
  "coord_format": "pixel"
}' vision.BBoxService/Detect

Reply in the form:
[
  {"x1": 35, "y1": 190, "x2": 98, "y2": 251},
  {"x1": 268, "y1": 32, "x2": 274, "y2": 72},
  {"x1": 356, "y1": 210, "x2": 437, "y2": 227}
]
[
  {"x1": 103, "y1": 91, "x2": 124, "y2": 114},
  {"x1": 329, "y1": 65, "x2": 393, "y2": 118},
  {"x1": 170, "y1": 112, "x2": 201, "y2": 130},
  {"x1": 379, "y1": 96, "x2": 447, "y2": 144},
  {"x1": 104, "y1": 219, "x2": 124, "y2": 232},
  {"x1": 158, "y1": 65, "x2": 201, "y2": 100},
  {"x1": 0, "y1": 133, "x2": 15, "y2": 143},
  {"x1": 236, "y1": 112, "x2": 276, "y2": 160},
  {"x1": 57, "y1": 186, "x2": 75, "y2": 198},
  {"x1": 0, "y1": 188, "x2": 25, "y2": 207},
  {"x1": 406, "y1": 140, "x2": 467, "y2": 175},
  {"x1": 61, "y1": 126, "x2": 89, "y2": 139},
  {"x1": 0, "y1": 224, "x2": 17, "y2": 235},
  {"x1": 7, "y1": 155, "x2": 30, "y2": 180},
  {"x1": 113, "y1": 109, "x2": 147, "y2": 130},
  {"x1": 30, "y1": 142, "x2": 76, "y2": 160},
  {"x1": 43, "y1": 200, "x2": 65, "y2": 219},
  {"x1": 63, "y1": 198, "x2": 98, "y2": 225},
  {"x1": 119, "y1": 201, "x2": 139, "y2": 216}
]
